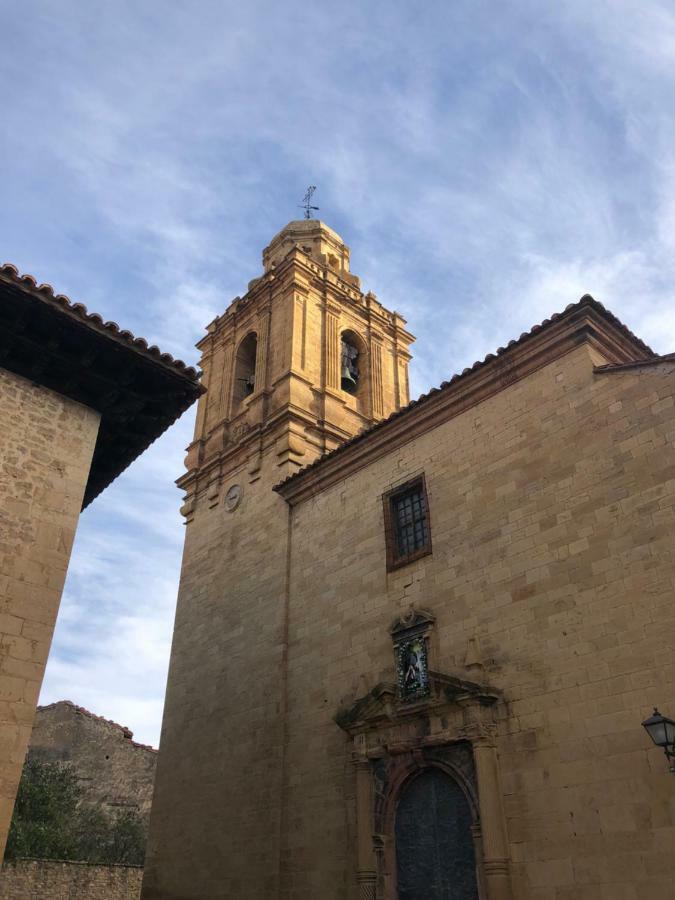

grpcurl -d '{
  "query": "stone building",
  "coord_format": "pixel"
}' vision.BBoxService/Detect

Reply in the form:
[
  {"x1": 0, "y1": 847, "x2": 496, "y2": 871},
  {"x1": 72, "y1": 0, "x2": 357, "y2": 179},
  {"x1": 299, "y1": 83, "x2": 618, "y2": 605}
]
[
  {"x1": 29, "y1": 700, "x2": 157, "y2": 822},
  {"x1": 0, "y1": 264, "x2": 202, "y2": 860},
  {"x1": 143, "y1": 220, "x2": 675, "y2": 900}
]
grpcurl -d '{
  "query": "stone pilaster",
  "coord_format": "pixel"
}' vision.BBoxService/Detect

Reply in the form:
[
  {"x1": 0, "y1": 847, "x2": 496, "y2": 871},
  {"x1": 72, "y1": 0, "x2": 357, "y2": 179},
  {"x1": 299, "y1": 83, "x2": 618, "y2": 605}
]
[
  {"x1": 370, "y1": 338, "x2": 384, "y2": 419},
  {"x1": 255, "y1": 303, "x2": 272, "y2": 394},
  {"x1": 354, "y1": 738, "x2": 377, "y2": 900},
  {"x1": 293, "y1": 293, "x2": 308, "y2": 372},
  {"x1": 193, "y1": 333, "x2": 214, "y2": 443},
  {"x1": 217, "y1": 339, "x2": 234, "y2": 423},
  {"x1": 472, "y1": 736, "x2": 512, "y2": 900},
  {"x1": 325, "y1": 307, "x2": 341, "y2": 391}
]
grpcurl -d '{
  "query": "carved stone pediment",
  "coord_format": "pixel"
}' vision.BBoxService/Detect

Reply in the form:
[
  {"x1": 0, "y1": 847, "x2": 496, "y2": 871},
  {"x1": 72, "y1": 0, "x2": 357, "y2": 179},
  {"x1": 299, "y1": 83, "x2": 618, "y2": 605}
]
[
  {"x1": 389, "y1": 607, "x2": 435, "y2": 639},
  {"x1": 336, "y1": 671, "x2": 500, "y2": 737}
]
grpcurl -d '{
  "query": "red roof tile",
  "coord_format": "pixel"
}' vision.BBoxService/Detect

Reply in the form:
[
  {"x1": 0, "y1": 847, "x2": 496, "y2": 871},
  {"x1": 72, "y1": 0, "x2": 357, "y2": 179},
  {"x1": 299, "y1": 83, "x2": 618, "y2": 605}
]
[{"x1": 0, "y1": 263, "x2": 199, "y2": 379}]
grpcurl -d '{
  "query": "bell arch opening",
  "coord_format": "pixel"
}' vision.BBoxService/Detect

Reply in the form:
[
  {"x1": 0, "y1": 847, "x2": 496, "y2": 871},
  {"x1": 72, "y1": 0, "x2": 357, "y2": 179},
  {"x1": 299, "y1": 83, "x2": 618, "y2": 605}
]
[
  {"x1": 394, "y1": 767, "x2": 478, "y2": 900},
  {"x1": 232, "y1": 332, "x2": 258, "y2": 411},
  {"x1": 340, "y1": 329, "x2": 368, "y2": 414}
]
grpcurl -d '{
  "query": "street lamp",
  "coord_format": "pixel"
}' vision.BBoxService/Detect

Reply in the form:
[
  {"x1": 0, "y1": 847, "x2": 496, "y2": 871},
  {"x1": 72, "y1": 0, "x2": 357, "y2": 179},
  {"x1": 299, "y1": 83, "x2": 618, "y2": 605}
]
[{"x1": 642, "y1": 708, "x2": 675, "y2": 772}]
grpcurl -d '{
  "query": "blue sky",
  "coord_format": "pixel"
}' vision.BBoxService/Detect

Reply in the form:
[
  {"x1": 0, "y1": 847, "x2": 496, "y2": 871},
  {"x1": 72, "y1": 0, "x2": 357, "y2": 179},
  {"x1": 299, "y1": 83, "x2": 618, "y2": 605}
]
[{"x1": 3, "y1": 1, "x2": 675, "y2": 746}]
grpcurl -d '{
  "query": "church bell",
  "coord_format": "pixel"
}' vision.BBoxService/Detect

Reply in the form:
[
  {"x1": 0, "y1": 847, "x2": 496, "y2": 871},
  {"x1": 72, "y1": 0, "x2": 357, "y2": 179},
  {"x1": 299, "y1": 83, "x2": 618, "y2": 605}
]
[
  {"x1": 238, "y1": 373, "x2": 255, "y2": 395},
  {"x1": 341, "y1": 365, "x2": 358, "y2": 392}
]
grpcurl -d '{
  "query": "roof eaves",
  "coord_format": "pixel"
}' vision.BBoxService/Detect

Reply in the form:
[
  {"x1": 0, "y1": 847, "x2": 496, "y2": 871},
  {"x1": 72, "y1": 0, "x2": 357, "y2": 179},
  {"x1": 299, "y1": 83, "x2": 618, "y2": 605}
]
[
  {"x1": 0, "y1": 263, "x2": 201, "y2": 382},
  {"x1": 594, "y1": 352, "x2": 675, "y2": 373}
]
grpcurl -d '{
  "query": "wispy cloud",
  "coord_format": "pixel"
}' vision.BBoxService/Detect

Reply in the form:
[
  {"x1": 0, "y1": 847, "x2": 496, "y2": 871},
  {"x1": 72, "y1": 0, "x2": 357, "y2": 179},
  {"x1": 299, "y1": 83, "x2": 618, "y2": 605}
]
[{"x1": 4, "y1": 0, "x2": 675, "y2": 744}]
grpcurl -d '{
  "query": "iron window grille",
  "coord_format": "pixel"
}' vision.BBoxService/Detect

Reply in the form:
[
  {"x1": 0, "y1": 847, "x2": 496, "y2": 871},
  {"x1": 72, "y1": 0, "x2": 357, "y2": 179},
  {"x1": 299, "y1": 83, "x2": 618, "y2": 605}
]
[{"x1": 383, "y1": 476, "x2": 432, "y2": 571}]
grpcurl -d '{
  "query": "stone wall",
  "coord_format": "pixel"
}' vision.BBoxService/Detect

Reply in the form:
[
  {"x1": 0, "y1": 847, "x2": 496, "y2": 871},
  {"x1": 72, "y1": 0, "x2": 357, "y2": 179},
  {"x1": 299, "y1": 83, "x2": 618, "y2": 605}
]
[
  {"x1": 30, "y1": 701, "x2": 156, "y2": 821},
  {"x1": 0, "y1": 367, "x2": 100, "y2": 858},
  {"x1": 0, "y1": 859, "x2": 141, "y2": 899}
]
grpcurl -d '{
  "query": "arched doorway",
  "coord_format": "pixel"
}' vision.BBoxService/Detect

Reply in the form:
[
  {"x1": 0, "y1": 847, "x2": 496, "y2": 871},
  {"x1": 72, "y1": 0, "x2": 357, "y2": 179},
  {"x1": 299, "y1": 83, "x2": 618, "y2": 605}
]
[{"x1": 395, "y1": 768, "x2": 478, "y2": 900}]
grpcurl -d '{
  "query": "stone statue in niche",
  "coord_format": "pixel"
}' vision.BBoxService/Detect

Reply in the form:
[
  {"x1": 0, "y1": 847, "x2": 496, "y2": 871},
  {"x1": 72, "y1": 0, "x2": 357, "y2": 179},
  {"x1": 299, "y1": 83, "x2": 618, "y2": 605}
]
[
  {"x1": 396, "y1": 635, "x2": 429, "y2": 700},
  {"x1": 391, "y1": 607, "x2": 435, "y2": 702}
]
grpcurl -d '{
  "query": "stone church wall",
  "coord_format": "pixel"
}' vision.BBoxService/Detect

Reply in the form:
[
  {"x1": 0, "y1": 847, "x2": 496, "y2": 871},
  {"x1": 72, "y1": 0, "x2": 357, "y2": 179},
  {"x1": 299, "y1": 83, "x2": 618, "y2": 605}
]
[
  {"x1": 0, "y1": 367, "x2": 100, "y2": 858},
  {"x1": 0, "y1": 859, "x2": 141, "y2": 899},
  {"x1": 145, "y1": 337, "x2": 675, "y2": 899},
  {"x1": 284, "y1": 343, "x2": 675, "y2": 900}
]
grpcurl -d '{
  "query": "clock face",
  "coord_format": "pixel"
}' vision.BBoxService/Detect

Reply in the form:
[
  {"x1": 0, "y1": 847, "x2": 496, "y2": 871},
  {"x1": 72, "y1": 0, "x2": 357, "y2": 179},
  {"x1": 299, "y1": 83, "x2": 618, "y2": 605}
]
[{"x1": 224, "y1": 484, "x2": 242, "y2": 512}]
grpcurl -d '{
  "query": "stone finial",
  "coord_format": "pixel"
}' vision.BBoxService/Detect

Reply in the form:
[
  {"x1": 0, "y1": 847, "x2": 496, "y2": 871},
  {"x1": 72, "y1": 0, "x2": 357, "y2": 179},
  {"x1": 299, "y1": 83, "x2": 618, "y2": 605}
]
[
  {"x1": 464, "y1": 635, "x2": 484, "y2": 672},
  {"x1": 356, "y1": 673, "x2": 370, "y2": 699}
]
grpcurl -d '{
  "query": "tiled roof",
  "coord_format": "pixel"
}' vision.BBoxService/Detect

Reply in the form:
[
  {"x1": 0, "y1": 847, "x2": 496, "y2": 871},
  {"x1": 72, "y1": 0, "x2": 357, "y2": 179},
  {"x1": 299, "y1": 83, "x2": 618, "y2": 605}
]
[
  {"x1": 594, "y1": 352, "x2": 675, "y2": 372},
  {"x1": 275, "y1": 294, "x2": 655, "y2": 493},
  {"x1": 38, "y1": 700, "x2": 157, "y2": 753},
  {"x1": 0, "y1": 263, "x2": 199, "y2": 379},
  {"x1": 1, "y1": 262, "x2": 204, "y2": 506}
]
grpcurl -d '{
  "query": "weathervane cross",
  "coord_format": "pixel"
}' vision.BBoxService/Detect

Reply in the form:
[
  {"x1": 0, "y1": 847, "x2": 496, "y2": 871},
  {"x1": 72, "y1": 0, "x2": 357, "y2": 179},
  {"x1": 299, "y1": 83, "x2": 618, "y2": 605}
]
[{"x1": 299, "y1": 185, "x2": 319, "y2": 220}]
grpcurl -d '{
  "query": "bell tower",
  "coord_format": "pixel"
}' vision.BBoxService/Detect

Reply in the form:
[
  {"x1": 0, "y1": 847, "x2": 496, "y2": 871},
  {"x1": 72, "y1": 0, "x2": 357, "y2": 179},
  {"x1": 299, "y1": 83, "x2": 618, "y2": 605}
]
[
  {"x1": 179, "y1": 219, "x2": 414, "y2": 513},
  {"x1": 142, "y1": 221, "x2": 414, "y2": 900}
]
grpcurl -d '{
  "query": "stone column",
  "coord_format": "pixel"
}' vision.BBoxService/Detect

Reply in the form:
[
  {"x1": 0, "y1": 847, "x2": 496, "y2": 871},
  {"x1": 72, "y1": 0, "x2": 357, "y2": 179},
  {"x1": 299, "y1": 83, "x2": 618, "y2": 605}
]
[
  {"x1": 472, "y1": 736, "x2": 512, "y2": 900},
  {"x1": 354, "y1": 738, "x2": 377, "y2": 900}
]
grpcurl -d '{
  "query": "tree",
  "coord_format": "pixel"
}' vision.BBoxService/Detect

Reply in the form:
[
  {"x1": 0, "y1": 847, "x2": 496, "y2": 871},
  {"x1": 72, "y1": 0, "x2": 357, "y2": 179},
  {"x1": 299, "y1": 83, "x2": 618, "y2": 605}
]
[
  {"x1": 5, "y1": 758, "x2": 81, "y2": 860},
  {"x1": 4, "y1": 758, "x2": 146, "y2": 865},
  {"x1": 106, "y1": 808, "x2": 146, "y2": 866}
]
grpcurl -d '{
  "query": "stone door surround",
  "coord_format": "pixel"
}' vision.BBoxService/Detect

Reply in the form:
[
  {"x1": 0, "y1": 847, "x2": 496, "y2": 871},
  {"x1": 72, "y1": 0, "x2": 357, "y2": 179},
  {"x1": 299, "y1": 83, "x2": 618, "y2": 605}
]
[{"x1": 337, "y1": 672, "x2": 513, "y2": 900}]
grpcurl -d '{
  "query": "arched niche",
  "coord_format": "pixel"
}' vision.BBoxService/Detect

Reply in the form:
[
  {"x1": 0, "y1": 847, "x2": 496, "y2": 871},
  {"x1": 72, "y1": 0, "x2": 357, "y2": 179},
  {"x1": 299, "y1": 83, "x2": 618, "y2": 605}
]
[
  {"x1": 232, "y1": 332, "x2": 258, "y2": 411},
  {"x1": 340, "y1": 329, "x2": 368, "y2": 412}
]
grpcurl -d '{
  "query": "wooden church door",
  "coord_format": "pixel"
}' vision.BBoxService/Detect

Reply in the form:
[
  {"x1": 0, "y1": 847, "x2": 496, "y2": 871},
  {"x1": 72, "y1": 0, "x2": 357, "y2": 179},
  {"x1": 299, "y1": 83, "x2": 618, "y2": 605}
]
[{"x1": 394, "y1": 768, "x2": 478, "y2": 900}]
